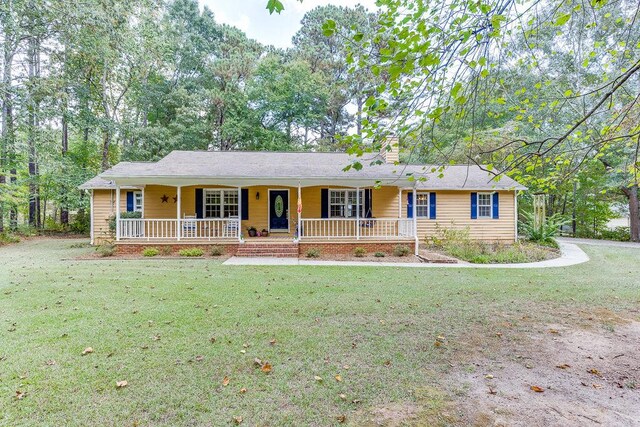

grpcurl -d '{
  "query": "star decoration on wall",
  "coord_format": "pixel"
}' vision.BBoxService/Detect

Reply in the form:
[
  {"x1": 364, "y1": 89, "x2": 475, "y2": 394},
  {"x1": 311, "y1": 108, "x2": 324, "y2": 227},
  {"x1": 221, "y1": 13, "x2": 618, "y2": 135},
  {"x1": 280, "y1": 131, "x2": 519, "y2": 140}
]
[
  {"x1": 173, "y1": 196, "x2": 178, "y2": 203},
  {"x1": 161, "y1": 194, "x2": 169, "y2": 203}
]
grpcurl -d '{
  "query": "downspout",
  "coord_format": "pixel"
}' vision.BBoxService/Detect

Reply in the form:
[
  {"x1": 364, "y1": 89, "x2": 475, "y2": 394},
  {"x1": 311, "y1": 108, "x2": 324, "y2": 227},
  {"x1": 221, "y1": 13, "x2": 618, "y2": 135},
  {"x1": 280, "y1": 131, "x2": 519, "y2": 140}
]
[
  {"x1": 90, "y1": 189, "x2": 94, "y2": 245},
  {"x1": 514, "y1": 190, "x2": 518, "y2": 242}
]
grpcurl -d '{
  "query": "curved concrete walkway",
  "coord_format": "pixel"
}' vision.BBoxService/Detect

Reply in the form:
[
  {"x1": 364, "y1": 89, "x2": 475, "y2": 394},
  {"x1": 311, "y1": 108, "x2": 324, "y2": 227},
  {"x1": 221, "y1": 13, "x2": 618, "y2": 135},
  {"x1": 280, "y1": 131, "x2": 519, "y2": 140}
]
[{"x1": 223, "y1": 241, "x2": 590, "y2": 268}]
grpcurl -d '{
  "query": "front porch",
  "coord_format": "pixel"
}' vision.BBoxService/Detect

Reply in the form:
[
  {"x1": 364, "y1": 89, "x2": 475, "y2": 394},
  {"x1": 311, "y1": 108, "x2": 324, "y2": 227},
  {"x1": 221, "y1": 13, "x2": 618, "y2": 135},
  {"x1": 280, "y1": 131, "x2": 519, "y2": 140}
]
[
  {"x1": 116, "y1": 217, "x2": 415, "y2": 241},
  {"x1": 111, "y1": 183, "x2": 418, "y2": 246}
]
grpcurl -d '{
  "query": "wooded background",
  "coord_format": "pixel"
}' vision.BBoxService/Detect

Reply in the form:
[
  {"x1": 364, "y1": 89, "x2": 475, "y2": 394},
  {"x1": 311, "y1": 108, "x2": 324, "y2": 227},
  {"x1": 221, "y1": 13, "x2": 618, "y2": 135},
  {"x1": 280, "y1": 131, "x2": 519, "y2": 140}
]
[{"x1": 1, "y1": 0, "x2": 638, "y2": 240}]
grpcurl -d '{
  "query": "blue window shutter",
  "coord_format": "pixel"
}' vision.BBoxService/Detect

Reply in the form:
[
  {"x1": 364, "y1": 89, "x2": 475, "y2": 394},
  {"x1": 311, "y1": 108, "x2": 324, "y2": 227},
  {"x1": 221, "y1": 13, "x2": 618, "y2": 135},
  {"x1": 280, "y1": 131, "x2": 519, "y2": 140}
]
[
  {"x1": 320, "y1": 189, "x2": 329, "y2": 218},
  {"x1": 126, "y1": 191, "x2": 134, "y2": 212},
  {"x1": 195, "y1": 189, "x2": 203, "y2": 218},
  {"x1": 364, "y1": 189, "x2": 372, "y2": 218},
  {"x1": 407, "y1": 192, "x2": 413, "y2": 218},
  {"x1": 470, "y1": 192, "x2": 478, "y2": 219},
  {"x1": 429, "y1": 192, "x2": 436, "y2": 219},
  {"x1": 241, "y1": 189, "x2": 249, "y2": 220},
  {"x1": 492, "y1": 192, "x2": 499, "y2": 219}
]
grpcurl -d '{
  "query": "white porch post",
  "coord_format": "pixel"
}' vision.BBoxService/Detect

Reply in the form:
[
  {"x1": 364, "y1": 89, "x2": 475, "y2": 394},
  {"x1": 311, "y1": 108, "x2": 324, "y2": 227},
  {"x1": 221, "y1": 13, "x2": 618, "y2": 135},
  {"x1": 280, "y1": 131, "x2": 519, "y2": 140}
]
[
  {"x1": 115, "y1": 185, "x2": 121, "y2": 241},
  {"x1": 412, "y1": 186, "x2": 418, "y2": 255},
  {"x1": 297, "y1": 182, "x2": 302, "y2": 241},
  {"x1": 176, "y1": 186, "x2": 181, "y2": 241},
  {"x1": 237, "y1": 186, "x2": 242, "y2": 242},
  {"x1": 356, "y1": 187, "x2": 360, "y2": 240}
]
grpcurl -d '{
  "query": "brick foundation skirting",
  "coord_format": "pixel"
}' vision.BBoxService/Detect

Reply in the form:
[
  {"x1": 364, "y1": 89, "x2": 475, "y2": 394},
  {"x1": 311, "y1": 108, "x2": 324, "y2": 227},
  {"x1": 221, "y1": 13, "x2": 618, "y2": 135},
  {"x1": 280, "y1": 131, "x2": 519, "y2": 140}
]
[
  {"x1": 115, "y1": 243, "x2": 239, "y2": 256},
  {"x1": 298, "y1": 241, "x2": 412, "y2": 256}
]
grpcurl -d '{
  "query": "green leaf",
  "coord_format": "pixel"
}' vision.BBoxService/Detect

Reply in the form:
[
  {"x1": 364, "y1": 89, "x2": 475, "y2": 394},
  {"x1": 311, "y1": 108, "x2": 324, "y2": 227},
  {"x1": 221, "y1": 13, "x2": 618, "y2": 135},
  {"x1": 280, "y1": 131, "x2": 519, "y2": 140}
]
[
  {"x1": 554, "y1": 13, "x2": 571, "y2": 26},
  {"x1": 564, "y1": 89, "x2": 573, "y2": 97},
  {"x1": 322, "y1": 19, "x2": 336, "y2": 37},
  {"x1": 353, "y1": 33, "x2": 364, "y2": 42},
  {"x1": 266, "y1": 0, "x2": 284, "y2": 14}
]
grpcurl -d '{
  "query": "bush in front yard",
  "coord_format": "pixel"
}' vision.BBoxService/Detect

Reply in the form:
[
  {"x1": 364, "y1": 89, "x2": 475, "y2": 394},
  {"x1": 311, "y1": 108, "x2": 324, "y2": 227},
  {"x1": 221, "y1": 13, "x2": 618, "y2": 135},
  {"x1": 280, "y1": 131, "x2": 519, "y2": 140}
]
[
  {"x1": 393, "y1": 244, "x2": 411, "y2": 257},
  {"x1": 96, "y1": 244, "x2": 115, "y2": 257},
  {"x1": 210, "y1": 245, "x2": 224, "y2": 256},
  {"x1": 179, "y1": 248, "x2": 204, "y2": 257},
  {"x1": 374, "y1": 251, "x2": 386, "y2": 258},
  {"x1": 305, "y1": 248, "x2": 320, "y2": 258},
  {"x1": 142, "y1": 247, "x2": 159, "y2": 257},
  {"x1": 353, "y1": 247, "x2": 366, "y2": 257}
]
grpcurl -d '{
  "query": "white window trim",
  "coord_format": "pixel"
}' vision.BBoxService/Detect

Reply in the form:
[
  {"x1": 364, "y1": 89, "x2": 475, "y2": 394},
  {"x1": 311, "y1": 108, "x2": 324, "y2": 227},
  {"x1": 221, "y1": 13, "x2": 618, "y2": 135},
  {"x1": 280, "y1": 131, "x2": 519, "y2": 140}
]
[
  {"x1": 416, "y1": 192, "x2": 430, "y2": 218},
  {"x1": 329, "y1": 189, "x2": 364, "y2": 218},
  {"x1": 203, "y1": 189, "x2": 239, "y2": 219},
  {"x1": 133, "y1": 191, "x2": 143, "y2": 213},
  {"x1": 477, "y1": 192, "x2": 493, "y2": 219}
]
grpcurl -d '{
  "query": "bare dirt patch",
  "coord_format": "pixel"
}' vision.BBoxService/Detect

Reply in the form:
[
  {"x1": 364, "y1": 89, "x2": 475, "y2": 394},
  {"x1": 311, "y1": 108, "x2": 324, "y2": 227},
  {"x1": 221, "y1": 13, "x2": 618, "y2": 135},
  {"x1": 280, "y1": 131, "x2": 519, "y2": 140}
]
[{"x1": 451, "y1": 319, "x2": 640, "y2": 426}]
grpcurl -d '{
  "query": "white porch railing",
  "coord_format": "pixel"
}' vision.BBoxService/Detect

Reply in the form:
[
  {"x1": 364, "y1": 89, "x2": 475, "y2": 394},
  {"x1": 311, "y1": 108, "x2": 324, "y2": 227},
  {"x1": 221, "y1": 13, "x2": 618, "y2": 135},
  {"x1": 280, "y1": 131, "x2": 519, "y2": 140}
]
[
  {"x1": 119, "y1": 218, "x2": 240, "y2": 240},
  {"x1": 299, "y1": 218, "x2": 414, "y2": 240}
]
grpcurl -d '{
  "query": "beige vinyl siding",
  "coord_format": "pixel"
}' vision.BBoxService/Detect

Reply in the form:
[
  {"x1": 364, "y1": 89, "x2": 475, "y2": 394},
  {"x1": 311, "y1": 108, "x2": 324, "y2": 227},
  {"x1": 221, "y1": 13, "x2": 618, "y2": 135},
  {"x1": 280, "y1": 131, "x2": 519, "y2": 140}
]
[
  {"x1": 92, "y1": 189, "x2": 128, "y2": 243},
  {"x1": 401, "y1": 190, "x2": 516, "y2": 242},
  {"x1": 91, "y1": 185, "x2": 516, "y2": 243}
]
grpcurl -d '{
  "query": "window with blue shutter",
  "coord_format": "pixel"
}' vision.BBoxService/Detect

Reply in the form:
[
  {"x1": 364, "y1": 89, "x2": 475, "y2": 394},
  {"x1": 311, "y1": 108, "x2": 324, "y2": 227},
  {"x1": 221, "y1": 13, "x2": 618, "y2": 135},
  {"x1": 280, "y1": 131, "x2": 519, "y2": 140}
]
[
  {"x1": 195, "y1": 188, "x2": 203, "y2": 218},
  {"x1": 241, "y1": 189, "x2": 249, "y2": 220},
  {"x1": 492, "y1": 192, "x2": 499, "y2": 219},
  {"x1": 320, "y1": 189, "x2": 329, "y2": 218},
  {"x1": 407, "y1": 192, "x2": 413, "y2": 218},
  {"x1": 126, "y1": 191, "x2": 134, "y2": 212},
  {"x1": 429, "y1": 192, "x2": 436, "y2": 219},
  {"x1": 470, "y1": 192, "x2": 478, "y2": 219},
  {"x1": 364, "y1": 189, "x2": 372, "y2": 218}
]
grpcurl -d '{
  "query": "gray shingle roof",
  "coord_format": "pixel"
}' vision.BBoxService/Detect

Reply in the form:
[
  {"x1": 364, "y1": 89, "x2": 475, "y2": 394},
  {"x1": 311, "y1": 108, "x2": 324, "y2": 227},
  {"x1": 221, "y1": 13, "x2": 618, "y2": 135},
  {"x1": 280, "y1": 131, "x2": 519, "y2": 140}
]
[{"x1": 84, "y1": 151, "x2": 525, "y2": 190}]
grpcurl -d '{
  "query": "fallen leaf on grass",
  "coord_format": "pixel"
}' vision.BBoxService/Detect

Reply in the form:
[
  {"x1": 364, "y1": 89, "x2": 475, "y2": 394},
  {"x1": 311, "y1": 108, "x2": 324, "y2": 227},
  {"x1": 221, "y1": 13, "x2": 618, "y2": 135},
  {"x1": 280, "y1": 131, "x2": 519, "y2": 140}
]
[
  {"x1": 549, "y1": 329, "x2": 559, "y2": 334},
  {"x1": 82, "y1": 347, "x2": 94, "y2": 355},
  {"x1": 195, "y1": 355, "x2": 204, "y2": 362},
  {"x1": 485, "y1": 374, "x2": 494, "y2": 379},
  {"x1": 232, "y1": 416, "x2": 243, "y2": 425},
  {"x1": 15, "y1": 390, "x2": 26, "y2": 400},
  {"x1": 45, "y1": 360, "x2": 56, "y2": 366},
  {"x1": 209, "y1": 337, "x2": 216, "y2": 343},
  {"x1": 339, "y1": 393, "x2": 347, "y2": 400},
  {"x1": 314, "y1": 376, "x2": 323, "y2": 382},
  {"x1": 269, "y1": 339, "x2": 276, "y2": 345},
  {"x1": 335, "y1": 374, "x2": 342, "y2": 382},
  {"x1": 488, "y1": 387, "x2": 497, "y2": 395},
  {"x1": 337, "y1": 415, "x2": 346, "y2": 423},
  {"x1": 116, "y1": 380, "x2": 128, "y2": 388},
  {"x1": 223, "y1": 376, "x2": 230, "y2": 387},
  {"x1": 239, "y1": 388, "x2": 247, "y2": 394},
  {"x1": 556, "y1": 364, "x2": 571, "y2": 369},
  {"x1": 261, "y1": 363, "x2": 272, "y2": 374},
  {"x1": 530, "y1": 385, "x2": 544, "y2": 393},
  {"x1": 587, "y1": 368, "x2": 601, "y2": 376}
]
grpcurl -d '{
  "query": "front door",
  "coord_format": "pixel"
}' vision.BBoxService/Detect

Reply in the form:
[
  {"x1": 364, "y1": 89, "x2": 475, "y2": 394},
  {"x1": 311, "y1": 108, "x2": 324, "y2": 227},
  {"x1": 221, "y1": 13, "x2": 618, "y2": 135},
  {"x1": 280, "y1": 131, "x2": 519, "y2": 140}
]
[{"x1": 269, "y1": 190, "x2": 289, "y2": 232}]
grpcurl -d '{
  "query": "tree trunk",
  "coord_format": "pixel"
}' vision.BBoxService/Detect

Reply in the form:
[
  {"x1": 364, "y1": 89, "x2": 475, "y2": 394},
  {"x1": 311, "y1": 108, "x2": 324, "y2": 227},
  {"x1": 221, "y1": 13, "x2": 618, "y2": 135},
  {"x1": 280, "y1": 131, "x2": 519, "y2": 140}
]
[
  {"x1": 102, "y1": 129, "x2": 110, "y2": 171},
  {"x1": 2, "y1": 16, "x2": 18, "y2": 231},
  {"x1": 27, "y1": 36, "x2": 41, "y2": 228},
  {"x1": 622, "y1": 185, "x2": 639, "y2": 242}
]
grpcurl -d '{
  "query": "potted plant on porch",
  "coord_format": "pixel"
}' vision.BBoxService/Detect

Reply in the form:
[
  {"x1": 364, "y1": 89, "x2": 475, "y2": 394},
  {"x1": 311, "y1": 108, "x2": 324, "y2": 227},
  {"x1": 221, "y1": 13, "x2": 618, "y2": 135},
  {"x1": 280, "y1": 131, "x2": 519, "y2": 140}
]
[
  {"x1": 261, "y1": 228, "x2": 269, "y2": 237},
  {"x1": 247, "y1": 226, "x2": 257, "y2": 237}
]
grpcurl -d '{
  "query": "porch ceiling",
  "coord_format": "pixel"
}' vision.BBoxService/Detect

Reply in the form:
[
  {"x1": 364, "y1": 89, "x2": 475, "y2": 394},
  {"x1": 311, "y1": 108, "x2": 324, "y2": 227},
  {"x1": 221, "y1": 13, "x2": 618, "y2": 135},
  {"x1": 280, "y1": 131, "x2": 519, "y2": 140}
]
[{"x1": 110, "y1": 177, "x2": 411, "y2": 188}]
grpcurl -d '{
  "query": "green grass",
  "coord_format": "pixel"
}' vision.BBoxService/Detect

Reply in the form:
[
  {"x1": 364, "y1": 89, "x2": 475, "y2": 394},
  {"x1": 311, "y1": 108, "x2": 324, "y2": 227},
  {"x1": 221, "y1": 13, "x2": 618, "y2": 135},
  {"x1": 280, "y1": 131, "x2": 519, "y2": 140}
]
[{"x1": 0, "y1": 238, "x2": 638, "y2": 426}]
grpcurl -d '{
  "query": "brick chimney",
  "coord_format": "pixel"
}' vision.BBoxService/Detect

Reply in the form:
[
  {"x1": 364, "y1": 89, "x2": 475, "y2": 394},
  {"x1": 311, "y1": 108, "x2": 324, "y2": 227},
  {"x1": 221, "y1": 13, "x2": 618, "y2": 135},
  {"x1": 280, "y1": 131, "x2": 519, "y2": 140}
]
[{"x1": 381, "y1": 136, "x2": 399, "y2": 164}]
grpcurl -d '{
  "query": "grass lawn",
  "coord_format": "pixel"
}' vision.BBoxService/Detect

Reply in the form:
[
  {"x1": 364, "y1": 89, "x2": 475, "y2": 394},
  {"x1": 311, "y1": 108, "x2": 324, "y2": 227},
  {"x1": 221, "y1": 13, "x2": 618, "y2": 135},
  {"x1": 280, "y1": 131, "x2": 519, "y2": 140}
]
[{"x1": 1, "y1": 238, "x2": 639, "y2": 426}]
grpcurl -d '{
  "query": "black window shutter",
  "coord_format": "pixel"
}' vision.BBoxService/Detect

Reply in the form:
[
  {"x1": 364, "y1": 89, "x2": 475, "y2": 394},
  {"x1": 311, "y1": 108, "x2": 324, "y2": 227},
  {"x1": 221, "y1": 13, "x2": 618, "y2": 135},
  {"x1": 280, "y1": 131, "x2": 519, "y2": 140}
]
[
  {"x1": 320, "y1": 189, "x2": 329, "y2": 218},
  {"x1": 241, "y1": 189, "x2": 249, "y2": 220},
  {"x1": 364, "y1": 189, "x2": 372, "y2": 218},
  {"x1": 195, "y1": 188, "x2": 203, "y2": 218},
  {"x1": 126, "y1": 191, "x2": 134, "y2": 212}
]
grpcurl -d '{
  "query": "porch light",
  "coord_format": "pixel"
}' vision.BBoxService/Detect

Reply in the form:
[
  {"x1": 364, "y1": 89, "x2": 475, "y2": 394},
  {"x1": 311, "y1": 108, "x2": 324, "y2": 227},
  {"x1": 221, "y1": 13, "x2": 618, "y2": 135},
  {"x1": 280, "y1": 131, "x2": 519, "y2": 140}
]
[{"x1": 256, "y1": 192, "x2": 260, "y2": 200}]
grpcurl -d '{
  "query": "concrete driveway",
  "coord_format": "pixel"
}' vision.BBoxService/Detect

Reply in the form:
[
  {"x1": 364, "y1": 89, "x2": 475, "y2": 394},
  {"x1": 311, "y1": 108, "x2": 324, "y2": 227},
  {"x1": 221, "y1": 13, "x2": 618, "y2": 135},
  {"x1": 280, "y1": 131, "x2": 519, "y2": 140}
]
[{"x1": 557, "y1": 237, "x2": 640, "y2": 249}]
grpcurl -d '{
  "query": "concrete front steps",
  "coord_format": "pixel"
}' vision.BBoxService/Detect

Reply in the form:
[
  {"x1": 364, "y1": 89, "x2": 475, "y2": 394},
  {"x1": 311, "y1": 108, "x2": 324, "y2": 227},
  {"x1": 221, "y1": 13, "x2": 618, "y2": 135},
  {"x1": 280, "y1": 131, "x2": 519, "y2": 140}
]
[{"x1": 236, "y1": 241, "x2": 299, "y2": 258}]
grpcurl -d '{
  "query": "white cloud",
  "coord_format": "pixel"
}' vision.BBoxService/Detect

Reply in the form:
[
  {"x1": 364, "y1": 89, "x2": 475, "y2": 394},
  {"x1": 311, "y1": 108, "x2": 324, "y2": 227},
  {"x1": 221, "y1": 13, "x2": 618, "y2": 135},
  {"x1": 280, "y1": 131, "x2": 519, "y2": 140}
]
[{"x1": 200, "y1": 0, "x2": 379, "y2": 48}]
